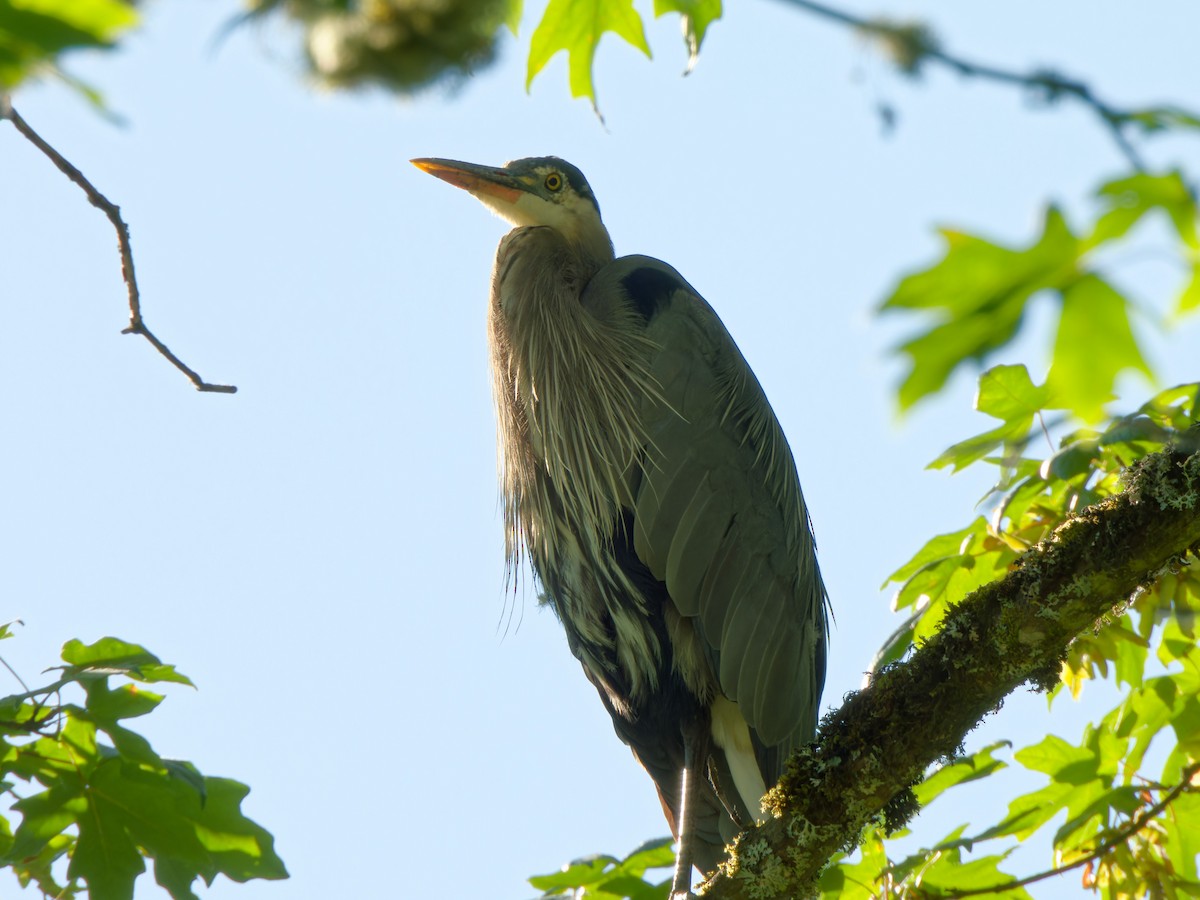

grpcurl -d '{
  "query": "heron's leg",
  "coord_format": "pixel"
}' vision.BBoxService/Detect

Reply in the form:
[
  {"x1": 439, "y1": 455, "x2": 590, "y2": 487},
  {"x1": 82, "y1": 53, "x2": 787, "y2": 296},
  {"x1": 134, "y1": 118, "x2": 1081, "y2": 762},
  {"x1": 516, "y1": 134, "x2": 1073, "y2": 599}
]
[{"x1": 670, "y1": 717, "x2": 710, "y2": 900}]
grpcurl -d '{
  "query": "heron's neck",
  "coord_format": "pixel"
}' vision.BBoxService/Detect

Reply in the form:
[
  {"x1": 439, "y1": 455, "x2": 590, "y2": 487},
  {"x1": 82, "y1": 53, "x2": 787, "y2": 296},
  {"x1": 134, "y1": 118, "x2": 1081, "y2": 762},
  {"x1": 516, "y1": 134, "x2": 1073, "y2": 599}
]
[{"x1": 565, "y1": 218, "x2": 615, "y2": 281}]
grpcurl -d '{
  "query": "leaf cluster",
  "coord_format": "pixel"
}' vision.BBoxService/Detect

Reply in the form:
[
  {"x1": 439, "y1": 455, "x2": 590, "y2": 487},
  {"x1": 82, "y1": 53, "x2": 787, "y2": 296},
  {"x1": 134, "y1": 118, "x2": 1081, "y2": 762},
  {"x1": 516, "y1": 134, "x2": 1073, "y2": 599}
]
[
  {"x1": 240, "y1": 0, "x2": 515, "y2": 94},
  {"x1": 881, "y1": 171, "x2": 1198, "y2": 416},
  {"x1": 818, "y1": 626, "x2": 1200, "y2": 899},
  {"x1": 808, "y1": 165, "x2": 1200, "y2": 899},
  {"x1": 1, "y1": 0, "x2": 727, "y2": 114},
  {"x1": 0, "y1": 0, "x2": 136, "y2": 105},
  {"x1": 236, "y1": 0, "x2": 722, "y2": 111},
  {"x1": 524, "y1": 0, "x2": 721, "y2": 112},
  {"x1": 528, "y1": 837, "x2": 674, "y2": 899},
  {"x1": 0, "y1": 633, "x2": 286, "y2": 900}
]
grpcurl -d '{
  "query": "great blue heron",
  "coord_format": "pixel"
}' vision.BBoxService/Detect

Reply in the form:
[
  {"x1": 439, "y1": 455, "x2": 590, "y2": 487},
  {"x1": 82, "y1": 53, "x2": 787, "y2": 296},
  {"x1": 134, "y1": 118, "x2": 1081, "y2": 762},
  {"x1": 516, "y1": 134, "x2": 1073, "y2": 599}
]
[{"x1": 413, "y1": 156, "x2": 829, "y2": 896}]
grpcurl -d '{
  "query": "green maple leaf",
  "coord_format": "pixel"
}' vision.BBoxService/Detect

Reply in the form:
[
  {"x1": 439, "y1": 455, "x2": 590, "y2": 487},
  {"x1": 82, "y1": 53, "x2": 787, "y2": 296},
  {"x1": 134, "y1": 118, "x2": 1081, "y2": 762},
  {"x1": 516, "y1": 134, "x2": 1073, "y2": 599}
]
[
  {"x1": 1047, "y1": 274, "x2": 1152, "y2": 423},
  {"x1": 527, "y1": 0, "x2": 650, "y2": 112}
]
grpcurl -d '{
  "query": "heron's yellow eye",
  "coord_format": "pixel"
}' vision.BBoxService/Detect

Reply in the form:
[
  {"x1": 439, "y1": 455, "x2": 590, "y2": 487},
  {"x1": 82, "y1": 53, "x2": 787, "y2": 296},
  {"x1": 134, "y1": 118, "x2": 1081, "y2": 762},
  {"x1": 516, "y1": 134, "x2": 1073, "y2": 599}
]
[{"x1": 544, "y1": 173, "x2": 564, "y2": 192}]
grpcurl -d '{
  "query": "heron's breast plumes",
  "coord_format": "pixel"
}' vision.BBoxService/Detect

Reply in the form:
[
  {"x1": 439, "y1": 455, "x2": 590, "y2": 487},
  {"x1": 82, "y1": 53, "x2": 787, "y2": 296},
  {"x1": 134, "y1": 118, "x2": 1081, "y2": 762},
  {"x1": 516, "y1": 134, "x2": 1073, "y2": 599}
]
[{"x1": 488, "y1": 226, "x2": 665, "y2": 703}]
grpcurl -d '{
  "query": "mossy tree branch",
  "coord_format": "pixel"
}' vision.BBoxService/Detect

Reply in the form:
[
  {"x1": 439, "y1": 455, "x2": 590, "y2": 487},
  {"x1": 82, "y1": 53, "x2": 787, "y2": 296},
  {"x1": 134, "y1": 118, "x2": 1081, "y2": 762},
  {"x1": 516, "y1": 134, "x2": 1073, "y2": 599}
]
[{"x1": 700, "y1": 445, "x2": 1200, "y2": 899}]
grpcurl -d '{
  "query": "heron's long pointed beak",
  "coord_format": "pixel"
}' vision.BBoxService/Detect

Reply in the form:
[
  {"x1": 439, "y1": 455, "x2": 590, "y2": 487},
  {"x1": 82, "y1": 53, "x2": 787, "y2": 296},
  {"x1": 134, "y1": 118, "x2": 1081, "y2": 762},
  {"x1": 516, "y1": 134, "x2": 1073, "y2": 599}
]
[{"x1": 411, "y1": 158, "x2": 525, "y2": 204}]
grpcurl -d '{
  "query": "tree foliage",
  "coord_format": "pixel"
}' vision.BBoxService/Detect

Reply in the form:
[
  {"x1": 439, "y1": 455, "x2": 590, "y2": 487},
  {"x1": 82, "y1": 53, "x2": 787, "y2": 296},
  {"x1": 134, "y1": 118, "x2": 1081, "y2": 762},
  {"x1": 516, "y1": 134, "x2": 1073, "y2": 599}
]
[
  {"x1": 0, "y1": 630, "x2": 286, "y2": 899},
  {"x1": 530, "y1": 838, "x2": 675, "y2": 899},
  {"x1": 782, "y1": 153, "x2": 1200, "y2": 896},
  {"x1": 240, "y1": 0, "x2": 516, "y2": 93},
  {"x1": 225, "y1": 0, "x2": 720, "y2": 105},
  {"x1": 0, "y1": 0, "x2": 137, "y2": 109}
]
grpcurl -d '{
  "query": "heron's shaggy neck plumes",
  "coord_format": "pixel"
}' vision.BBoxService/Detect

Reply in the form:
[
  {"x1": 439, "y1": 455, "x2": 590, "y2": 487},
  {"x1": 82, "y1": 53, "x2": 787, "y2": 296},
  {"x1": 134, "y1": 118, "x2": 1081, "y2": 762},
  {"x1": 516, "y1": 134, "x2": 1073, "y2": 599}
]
[{"x1": 488, "y1": 225, "x2": 664, "y2": 704}]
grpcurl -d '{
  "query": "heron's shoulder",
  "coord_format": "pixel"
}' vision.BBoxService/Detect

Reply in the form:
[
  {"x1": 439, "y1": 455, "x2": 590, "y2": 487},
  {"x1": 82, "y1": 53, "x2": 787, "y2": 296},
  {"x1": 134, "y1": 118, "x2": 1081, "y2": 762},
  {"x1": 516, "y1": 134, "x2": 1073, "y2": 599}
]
[{"x1": 586, "y1": 254, "x2": 707, "y2": 325}]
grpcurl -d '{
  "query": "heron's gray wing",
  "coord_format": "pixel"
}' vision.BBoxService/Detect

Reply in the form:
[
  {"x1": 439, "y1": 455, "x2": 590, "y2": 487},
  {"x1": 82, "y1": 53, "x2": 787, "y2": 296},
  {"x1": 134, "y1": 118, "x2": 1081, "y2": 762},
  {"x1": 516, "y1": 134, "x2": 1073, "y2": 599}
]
[{"x1": 584, "y1": 255, "x2": 829, "y2": 781}]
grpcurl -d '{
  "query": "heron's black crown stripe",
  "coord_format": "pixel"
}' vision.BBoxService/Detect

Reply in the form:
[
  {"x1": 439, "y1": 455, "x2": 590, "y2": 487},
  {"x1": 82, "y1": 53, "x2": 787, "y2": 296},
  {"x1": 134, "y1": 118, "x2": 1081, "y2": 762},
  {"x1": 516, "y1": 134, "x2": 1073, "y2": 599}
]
[
  {"x1": 621, "y1": 267, "x2": 681, "y2": 324},
  {"x1": 552, "y1": 159, "x2": 599, "y2": 211}
]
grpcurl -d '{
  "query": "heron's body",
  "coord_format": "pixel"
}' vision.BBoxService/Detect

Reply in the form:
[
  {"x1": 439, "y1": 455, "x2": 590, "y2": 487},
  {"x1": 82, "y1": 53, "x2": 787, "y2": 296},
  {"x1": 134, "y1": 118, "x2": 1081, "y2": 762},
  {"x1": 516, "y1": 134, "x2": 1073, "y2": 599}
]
[{"x1": 414, "y1": 156, "x2": 829, "y2": 884}]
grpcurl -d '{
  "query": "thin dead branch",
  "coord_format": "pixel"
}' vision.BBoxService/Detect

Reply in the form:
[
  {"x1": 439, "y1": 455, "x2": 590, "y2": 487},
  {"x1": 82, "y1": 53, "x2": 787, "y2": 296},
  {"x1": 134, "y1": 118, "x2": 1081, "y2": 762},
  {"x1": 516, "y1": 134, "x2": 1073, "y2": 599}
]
[{"x1": 1, "y1": 98, "x2": 237, "y2": 394}]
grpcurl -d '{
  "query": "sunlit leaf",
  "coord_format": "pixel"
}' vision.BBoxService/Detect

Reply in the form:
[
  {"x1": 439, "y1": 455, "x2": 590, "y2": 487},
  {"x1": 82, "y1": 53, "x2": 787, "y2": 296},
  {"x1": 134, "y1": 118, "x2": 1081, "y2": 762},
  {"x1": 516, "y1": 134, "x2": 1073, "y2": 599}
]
[
  {"x1": 170, "y1": 776, "x2": 288, "y2": 884},
  {"x1": 892, "y1": 556, "x2": 959, "y2": 616},
  {"x1": 529, "y1": 839, "x2": 672, "y2": 898},
  {"x1": 61, "y1": 637, "x2": 159, "y2": 668},
  {"x1": 527, "y1": 0, "x2": 650, "y2": 110},
  {"x1": 1015, "y1": 733, "x2": 1098, "y2": 782},
  {"x1": 1089, "y1": 171, "x2": 1199, "y2": 249},
  {"x1": 1114, "y1": 170, "x2": 1198, "y2": 248},
  {"x1": 1160, "y1": 790, "x2": 1200, "y2": 884},
  {"x1": 530, "y1": 854, "x2": 620, "y2": 890},
  {"x1": 882, "y1": 207, "x2": 1080, "y2": 410},
  {"x1": 914, "y1": 848, "x2": 1031, "y2": 898},
  {"x1": 614, "y1": 837, "x2": 675, "y2": 874},
  {"x1": 883, "y1": 518, "x2": 988, "y2": 588},
  {"x1": 69, "y1": 762, "x2": 147, "y2": 900},
  {"x1": 60, "y1": 637, "x2": 193, "y2": 686},
  {"x1": 1047, "y1": 274, "x2": 1152, "y2": 422},
  {"x1": 976, "y1": 364, "x2": 1050, "y2": 421},
  {"x1": 930, "y1": 421, "x2": 1017, "y2": 471},
  {"x1": 82, "y1": 681, "x2": 163, "y2": 723},
  {"x1": 931, "y1": 365, "x2": 1051, "y2": 471},
  {"x1": 1054, "y1": 786, "x2": 1138, "y2": 860},
  {"x1": 884, "y1": 823, "x2": 972, "y2": 883},
  {"x1": 818, "y1": 828, "x2": 887, "y2": 900},
  {"x1": 1160, "y1": 617, "x2": 1199, "y2": 664},
  {"x1": 914, "y1": 741, "x2": 1011, "y2": 807},
  {"x1": 5, "y1": 786, "x2": 85, "y2": 866}
]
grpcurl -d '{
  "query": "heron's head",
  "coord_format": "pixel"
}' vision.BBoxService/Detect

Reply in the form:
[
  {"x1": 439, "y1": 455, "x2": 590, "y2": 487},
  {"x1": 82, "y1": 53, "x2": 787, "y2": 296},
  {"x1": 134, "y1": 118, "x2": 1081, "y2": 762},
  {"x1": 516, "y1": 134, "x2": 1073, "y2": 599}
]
[{"x1": 412, "y1": 156, "x2": 614, "y2": 271}]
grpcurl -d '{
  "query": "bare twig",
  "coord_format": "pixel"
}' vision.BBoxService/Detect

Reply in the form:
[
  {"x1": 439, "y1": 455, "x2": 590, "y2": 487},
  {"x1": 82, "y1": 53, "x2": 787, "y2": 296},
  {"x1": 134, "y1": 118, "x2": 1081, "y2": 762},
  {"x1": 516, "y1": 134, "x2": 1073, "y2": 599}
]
[
  {"x1": 939, "y1": 761, "x2": 1200, "y2": 897},
  {"x1": 0, "y1": 656, "x2": 31, "y2": 695},
  {"x1": 0, "y1": 97, "x2": 237, "y2": 393},
  {"x1": 773, "y1": 0, "x2": 1154, "y2": 171}
]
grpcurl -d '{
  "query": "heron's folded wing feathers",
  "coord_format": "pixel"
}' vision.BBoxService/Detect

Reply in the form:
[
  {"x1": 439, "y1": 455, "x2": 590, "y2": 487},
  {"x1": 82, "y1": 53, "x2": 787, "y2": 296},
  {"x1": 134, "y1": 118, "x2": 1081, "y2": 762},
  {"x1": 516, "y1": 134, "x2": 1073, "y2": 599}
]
[{"x1": 589, "y1": 255, "x2": 829, "y2": 777}]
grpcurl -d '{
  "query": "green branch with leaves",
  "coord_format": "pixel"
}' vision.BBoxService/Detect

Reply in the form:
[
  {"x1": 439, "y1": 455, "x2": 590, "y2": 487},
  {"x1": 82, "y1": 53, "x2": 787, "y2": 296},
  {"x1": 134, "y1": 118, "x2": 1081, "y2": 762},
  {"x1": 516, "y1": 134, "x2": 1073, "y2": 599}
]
[
  {"x1": 0, "y1": 631, "x2": 286, "y2": 899},
  {"x1": 701, "y1": 436, "x2": 1200, "y2": 898}
]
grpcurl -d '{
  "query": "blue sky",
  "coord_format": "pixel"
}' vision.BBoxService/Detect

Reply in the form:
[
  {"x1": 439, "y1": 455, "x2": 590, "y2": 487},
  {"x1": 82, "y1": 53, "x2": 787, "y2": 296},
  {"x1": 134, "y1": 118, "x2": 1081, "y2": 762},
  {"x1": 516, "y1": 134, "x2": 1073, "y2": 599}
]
[{"x1": 2, "y1": 2, "x2": 1198, "y2": 897}]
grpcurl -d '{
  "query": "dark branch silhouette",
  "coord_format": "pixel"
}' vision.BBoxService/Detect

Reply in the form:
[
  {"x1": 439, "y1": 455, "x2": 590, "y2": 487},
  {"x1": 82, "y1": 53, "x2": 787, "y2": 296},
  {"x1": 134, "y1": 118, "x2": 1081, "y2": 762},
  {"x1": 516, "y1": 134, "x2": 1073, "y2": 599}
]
[
  {"x1": 1, "y1": 99, "x2": 237, "y2": 394},
  {"x1": 771, "y1": 0, "x2": 1200, "y2": 171}
]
